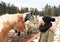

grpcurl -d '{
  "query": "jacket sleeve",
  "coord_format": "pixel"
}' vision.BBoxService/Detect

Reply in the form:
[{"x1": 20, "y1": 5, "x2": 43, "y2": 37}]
[{"x1": 39, "y1": 23, "x2": 52, "y2": 32}]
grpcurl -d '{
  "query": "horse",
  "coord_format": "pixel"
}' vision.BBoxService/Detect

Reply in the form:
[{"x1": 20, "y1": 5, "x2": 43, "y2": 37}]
[
  {"x1": 25, "y1": 15, "x2": 42, "y2": 42},
  {"x1": 0, "y1": 12, "x2": 33, "y2": 42}
]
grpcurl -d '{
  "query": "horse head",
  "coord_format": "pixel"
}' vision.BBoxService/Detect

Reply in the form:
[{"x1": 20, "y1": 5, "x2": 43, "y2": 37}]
[
  {"x1": 24, "y1": 12, "x2": 33, "y2": 22},
  {"x1": 14, "y1": 12, "x2": 34, "y2": 33},
  {"x1": 25, "y1": 15, "x2": 42, "y2": 33}
]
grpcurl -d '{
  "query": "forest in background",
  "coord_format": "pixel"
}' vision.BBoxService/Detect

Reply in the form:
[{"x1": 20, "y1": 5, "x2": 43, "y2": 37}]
[{"x1": 0, "y1": 1, "x2": 60, "y2": 16}]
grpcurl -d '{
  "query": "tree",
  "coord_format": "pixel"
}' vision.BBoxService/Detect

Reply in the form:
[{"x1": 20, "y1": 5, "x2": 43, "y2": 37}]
[
  {"x1": 20, "y1": 7, "x2": 29, "y2": 13},
  {"x1": 44, "y1": 4, "x2": 51, "y2": 16},
  {"x1": 0, "y1": 2, "x2": 2, "y2": 14},
  {"x1": 33, "y1": 8, "x2": 39, "y2": 15},
  {"x1": 2, "y1": 2, "x2": 6, "y2": 14}
]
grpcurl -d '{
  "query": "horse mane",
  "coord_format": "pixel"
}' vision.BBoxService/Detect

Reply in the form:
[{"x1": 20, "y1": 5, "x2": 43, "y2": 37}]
[
  {"x1": 0, "y1": 14, "x2": 18, "y2": 24},
  {"x1": 0, "y1": 13, "x2": 23, "y2": 32}
]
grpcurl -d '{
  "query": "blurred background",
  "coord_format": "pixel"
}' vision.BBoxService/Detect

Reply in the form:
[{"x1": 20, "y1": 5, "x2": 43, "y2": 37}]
[{"x1": 0, "y1": 0, "x2": 60, "y2": 16}]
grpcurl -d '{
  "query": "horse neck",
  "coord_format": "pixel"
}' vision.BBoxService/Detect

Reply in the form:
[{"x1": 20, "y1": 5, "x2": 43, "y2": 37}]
[{"x1": 1, "y1": 26, "x2": 12, "y2": 38}]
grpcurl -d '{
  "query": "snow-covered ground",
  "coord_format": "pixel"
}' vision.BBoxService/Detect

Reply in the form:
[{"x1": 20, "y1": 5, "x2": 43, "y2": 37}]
[{"x1": 32, "y1": 36, "x2": 40, "y2": 42}]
